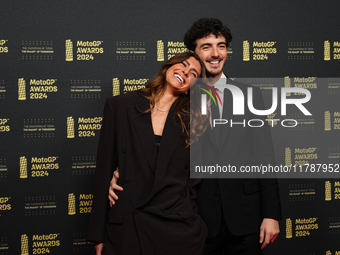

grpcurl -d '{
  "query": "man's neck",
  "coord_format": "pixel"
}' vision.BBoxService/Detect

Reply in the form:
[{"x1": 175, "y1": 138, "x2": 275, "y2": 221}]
[
  {"x1": 207, "y1": 72, "x2": 226, "y2": 86},
  {"x1": 207, "y1": 72, "x2": 223, "y2": 79}
]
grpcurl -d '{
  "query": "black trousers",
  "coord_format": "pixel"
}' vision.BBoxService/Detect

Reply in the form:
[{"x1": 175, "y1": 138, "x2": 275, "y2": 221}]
[{"x1": 204, "y1": 217, "x2": 261, "y2": 255}]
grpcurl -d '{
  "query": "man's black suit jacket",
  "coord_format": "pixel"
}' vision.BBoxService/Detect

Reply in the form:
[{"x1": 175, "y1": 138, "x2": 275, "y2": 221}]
[{"x1": 195, "y1": 80, "x2": 282, "y2": 238}]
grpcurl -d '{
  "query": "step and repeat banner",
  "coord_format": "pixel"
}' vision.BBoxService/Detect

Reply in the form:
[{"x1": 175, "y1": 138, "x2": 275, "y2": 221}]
[{"x1": 1, "y1": 1, "x2": 340, "y2": 254}]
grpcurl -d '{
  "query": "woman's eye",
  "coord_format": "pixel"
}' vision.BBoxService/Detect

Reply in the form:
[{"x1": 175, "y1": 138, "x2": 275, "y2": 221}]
[{"x1": 182, "y1": 62, "x2": 186, "y2": 67}]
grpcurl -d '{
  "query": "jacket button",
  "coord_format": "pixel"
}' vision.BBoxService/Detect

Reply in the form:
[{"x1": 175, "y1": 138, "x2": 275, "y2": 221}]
[{"x1": 134, "y1": 209, "x2": 139, "y2": 214}]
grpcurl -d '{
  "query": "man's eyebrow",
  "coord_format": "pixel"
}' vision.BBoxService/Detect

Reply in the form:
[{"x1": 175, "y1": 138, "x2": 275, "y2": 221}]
[
  {"x1": 199, "y1": 43, "x2": 212, "y2": 48},
  {"x1": 199, "y1": 42, "x2": 226, "y2": 47}
]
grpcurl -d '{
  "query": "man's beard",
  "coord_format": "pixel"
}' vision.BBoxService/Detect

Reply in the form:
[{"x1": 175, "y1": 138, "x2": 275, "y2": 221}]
[{"x1": 206, "y1": 68, "x2": 222, "y2": 78}]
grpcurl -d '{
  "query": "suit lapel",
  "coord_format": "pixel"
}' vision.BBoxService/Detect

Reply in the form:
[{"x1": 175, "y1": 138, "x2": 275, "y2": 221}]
[
  {"x1": 205, "y1": 88, "x2": 233, "y2": 151},
  {"x1": 205, "y1": 124, "x2": 219, "y2": 150},
  {"x1": 132, "y1": 95, "x2": 158, "y2": 174},
  {"x1": 137, "y1": 99, "x2": 183, "y2": 207},
  {"x1": 219, "y1": 88, "x2": 233, "y2": 147},
  {"x1": 154, "y1": 102, "x2": 183, "y2": 187}
]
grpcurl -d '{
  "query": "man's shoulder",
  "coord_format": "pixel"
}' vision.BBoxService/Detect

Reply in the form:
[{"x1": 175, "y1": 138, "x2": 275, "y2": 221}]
[
  {"x1": 224, "y1": 79, "x2": 262, "y2": 96},
  {"x1": 227, "y1": 79, "x2": 258, "y2": 88}
]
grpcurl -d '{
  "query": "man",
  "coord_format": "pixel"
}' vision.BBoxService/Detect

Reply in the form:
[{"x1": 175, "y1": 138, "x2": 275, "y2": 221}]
[
  {"x1": 183, "y1": 18, "x2": 281, "y2": 255},
  {"x1": 109, "y1": 18, "x2": 281, "y2": 255}
]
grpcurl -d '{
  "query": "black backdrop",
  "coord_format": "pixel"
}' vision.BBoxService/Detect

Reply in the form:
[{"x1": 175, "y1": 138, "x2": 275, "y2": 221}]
[{"x1": 1, "y1": 1, "x2": 340, "y2": 254}]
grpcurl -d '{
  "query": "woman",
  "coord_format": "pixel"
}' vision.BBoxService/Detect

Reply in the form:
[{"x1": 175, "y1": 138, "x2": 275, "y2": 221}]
[{"x1": 88, "y1": 52, "x2": 208, "y2": 255}]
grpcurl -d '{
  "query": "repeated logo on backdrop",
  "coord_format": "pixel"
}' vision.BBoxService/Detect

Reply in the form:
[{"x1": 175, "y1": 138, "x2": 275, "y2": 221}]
[
  {"x1": 324, "y1": 41, "x2": 340, "y2": 61},
  {"x1": 68, "y1": 193, "x2": 93, "y2": 215},
  {"x1": 18, "y1": 78, "x2": 58, "y2": 100},
  {"x1": 24, "y1": 196, "x2": 57, "y2": 216},
  {"x1": 243, "y1": 40, "x2": 277, "y2": 61},
  {"x1": 67, "y1": 117, "x2": 102, "y2": 139},
  {"x1": 0, "y1": 16, "x2": 339, "y2": 253},
  {"x1": 19, "y1": 156, "x2": 59, "y2": 179},
  {"x1": 115, "y1": 41, "x2": 146, "y2": 61},
  {"x1": 65, "y1": 40, "x2": 104, "y2": 61},
  {"x1": 23, "y1": 119, "x2": 55, "y2": 138},
  {"x1": 157, "y1": 40, "x2": 187, "y2": 61},
  {"x1": 21, "y1": 41, "x2": 54, "y2": 60},
  {"x1": 70, "y1": 80, "x2": 101, "y2": 99},
  {"x1": 21, "y1": 233, "x2": 61, "y2": 255},
  {"x1": 0, "y1": 40, "x2": 8, "y2": 53},
  {"x1": 286, "y1": 217, "x2": 319, "y2": 238}
]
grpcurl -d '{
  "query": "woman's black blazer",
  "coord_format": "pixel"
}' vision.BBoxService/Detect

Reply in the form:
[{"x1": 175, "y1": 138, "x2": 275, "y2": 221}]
[{"x1": 88, "y1": 91, "x2": 207, "y2": 255}]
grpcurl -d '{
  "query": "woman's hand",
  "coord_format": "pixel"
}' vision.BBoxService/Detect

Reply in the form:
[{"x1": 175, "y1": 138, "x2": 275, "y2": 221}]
[
  {"x1": 108, "y1": 170, "x2": 123, "y2": 206},
  {"x1": 95, "y1": 241, "x2": 104, "y2": 255}
]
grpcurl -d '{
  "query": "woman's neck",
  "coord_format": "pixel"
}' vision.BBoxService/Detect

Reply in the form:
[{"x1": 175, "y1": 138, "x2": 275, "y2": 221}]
[{"x1": 155, "y1": 91, "x2": 178, "y2": 112}]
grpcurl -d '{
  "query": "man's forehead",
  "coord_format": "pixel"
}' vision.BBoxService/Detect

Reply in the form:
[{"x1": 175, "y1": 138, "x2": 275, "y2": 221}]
[{"x1": 198, "y1": 33, "x2": 226, "y2": 44}]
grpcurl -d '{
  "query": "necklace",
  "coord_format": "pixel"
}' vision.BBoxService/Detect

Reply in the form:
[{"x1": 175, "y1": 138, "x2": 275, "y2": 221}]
[{"x1": 155, "y1": 106, "x2": 169, "y2": 112}]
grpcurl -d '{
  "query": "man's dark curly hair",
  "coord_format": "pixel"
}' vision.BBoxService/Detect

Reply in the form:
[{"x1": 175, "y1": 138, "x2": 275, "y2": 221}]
[{"x1": 183, "y1": 18, "x2": 232, "y2": 51}]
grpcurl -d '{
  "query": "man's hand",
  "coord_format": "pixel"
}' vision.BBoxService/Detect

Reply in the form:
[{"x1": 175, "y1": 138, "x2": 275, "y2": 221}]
[
  {"x1": 95, "y1": 241, "x2": 104, "y2": 255},
  {"x1": 259, "y1": 218, "x2": 280, "y2": 249},
  {"x1": 108, "y1": 170, "x2": 123, "y2": 207}
]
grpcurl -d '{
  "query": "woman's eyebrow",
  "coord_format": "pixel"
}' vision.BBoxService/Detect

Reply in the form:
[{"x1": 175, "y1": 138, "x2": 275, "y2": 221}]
[{"x1": 184, "y1": 60, "x2": 199, "y2": 75}]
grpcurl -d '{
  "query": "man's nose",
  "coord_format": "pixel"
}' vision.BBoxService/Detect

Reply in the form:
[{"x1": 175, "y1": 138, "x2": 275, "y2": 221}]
[{"x1": 211, "y1": 47, "x2": 219, "y2": 57}]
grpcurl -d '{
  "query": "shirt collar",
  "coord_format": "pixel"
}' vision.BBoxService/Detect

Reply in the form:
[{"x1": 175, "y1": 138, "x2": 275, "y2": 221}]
[{"x1": 214, "y1": 73, "x2": 227, "y2": 89}]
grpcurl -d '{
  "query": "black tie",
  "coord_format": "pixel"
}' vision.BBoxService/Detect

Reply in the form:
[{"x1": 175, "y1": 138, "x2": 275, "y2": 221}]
[{"x1": 211, "y1": 93, "x2": 221, "y2": 146}]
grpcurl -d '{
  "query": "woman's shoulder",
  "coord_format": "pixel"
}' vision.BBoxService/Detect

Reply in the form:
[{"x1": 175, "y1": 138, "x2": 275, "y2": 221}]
[{"x1": 106, "y1": 91, "x2": 146, "y2": 105}]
